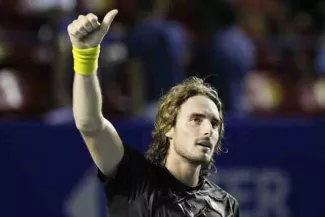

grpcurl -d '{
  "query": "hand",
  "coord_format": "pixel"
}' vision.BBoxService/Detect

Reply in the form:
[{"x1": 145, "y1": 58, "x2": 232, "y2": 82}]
[{"x1": 67, "y1": 9, "x2": 118, "y2": 49}]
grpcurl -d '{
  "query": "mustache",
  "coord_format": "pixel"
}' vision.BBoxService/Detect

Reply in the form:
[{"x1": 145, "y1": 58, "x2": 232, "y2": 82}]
[
  {"x1": 196, "y1": 138, "x2": 213, "y2": 148},
  {"x1": 196, "y1": 137, "x2": 210, "y2": 143}
]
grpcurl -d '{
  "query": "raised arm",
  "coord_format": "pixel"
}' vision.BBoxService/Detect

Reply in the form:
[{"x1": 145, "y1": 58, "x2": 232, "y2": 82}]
[{"x1": 67, "y1": 10, "x2": 124, "y2": 176}]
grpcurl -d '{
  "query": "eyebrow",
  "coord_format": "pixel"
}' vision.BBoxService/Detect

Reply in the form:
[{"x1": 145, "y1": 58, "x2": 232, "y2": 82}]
[{"x1": 190, "y1": 113, "x2": 220, "y2": 123}]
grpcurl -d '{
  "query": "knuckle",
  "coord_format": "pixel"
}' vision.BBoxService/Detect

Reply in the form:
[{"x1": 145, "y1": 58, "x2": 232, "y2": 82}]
[
  {"x1": 91, "y1": 17, "x2": 98, "y2": 24},
  {"x1": 87, "y1": 13, "x2": 97, "y2": 19},
  {"x1": 83, "y1": 19, "x2": 90, "y2": 26},
  {"x1": 73, "y1": 21, "x2": 83, "y2": 30},
  {"x1": 67, "y1": 24, "x2": 71, "y2": 31},
  {"x1": 67, "y1": 25, "x2": 75, "y2": 34},
  {"x1": 87, "y1": 14, "x2": 98, "y2": 23},
  {"x1": 77, "y1": 16, "x2": 91, "y2": 29},
  {"x1": 70, "y1": 29, "x2": 77, "y2": 35},
  {"x1": 72, "y1": 20, "x2": 79, "y2": 26}
]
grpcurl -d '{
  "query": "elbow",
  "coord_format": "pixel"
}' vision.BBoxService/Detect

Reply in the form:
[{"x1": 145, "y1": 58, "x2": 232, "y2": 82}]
[{"x1": 74, "y1": 117, "x2": 104, "y2": 133}]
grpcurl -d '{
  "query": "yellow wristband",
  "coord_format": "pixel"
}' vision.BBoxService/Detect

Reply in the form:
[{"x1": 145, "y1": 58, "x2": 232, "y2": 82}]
[{"x1": 72, "y1": 45, "x2": 100, "y2": 75}]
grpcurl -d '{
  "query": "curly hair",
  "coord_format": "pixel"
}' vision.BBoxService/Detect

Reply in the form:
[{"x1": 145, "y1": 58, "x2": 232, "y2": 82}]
[{"x1": 145, "y1": 76, "x2": 224, "y2": 179}]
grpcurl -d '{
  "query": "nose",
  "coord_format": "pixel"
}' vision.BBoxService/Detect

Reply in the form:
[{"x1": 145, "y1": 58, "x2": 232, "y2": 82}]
[{"x1": 201, "y1": 119, "x2": 213, "y2": 136}]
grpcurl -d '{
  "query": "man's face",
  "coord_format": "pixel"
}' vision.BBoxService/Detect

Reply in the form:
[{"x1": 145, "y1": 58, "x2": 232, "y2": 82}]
[{"x1": 166, "y1": 95, "x2": 221, "y2": 165}]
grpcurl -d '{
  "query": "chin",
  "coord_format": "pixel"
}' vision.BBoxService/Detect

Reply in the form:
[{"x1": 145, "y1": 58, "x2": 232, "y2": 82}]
[{"x1": 188, "y1": 154, "x2": 212, "y2": 165}]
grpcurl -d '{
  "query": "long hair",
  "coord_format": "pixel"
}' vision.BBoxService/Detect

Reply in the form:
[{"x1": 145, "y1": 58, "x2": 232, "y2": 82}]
[{"x1": 145, "y1": 77, "x2": 225, "y2": 179}]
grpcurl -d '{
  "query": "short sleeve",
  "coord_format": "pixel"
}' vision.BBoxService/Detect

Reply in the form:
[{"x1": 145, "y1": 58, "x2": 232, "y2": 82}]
[
  {"x1": 232, "y1": 197, "x2": 240, "y2": 217},
  {"x1": 97, "y1": 144, "x2": 151, "y2": 200}
]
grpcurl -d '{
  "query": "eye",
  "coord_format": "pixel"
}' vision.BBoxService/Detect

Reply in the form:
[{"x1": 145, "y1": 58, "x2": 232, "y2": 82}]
[
  {"x1": 191, "y1": 116, "x2": 203, "y2": 124},
  {"x1": 211, "y1": 120, "x2": 220, "y2": 129}
]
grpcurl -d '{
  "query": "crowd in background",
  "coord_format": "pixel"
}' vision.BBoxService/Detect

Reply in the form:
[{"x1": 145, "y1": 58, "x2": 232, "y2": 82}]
[{"x1": 0, "y1": 0, "x2": 325, "y2": 123}]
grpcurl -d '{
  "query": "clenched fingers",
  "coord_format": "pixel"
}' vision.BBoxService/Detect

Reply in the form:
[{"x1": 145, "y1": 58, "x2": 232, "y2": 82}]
[
  {"x1": 86, "y1": 13, "x2": 100, "y2": 29},
  {"x1": 67, "y1": 14, "x2": 100, "y2": 39}
]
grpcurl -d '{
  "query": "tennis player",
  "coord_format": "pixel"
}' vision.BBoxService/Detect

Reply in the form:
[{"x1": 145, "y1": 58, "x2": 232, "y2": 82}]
[{"x1": 68, "y1": 9, "x2": 239, "y2": 217}]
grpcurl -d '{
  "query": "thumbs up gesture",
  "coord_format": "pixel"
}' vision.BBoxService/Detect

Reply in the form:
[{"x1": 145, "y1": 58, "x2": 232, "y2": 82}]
[{"x1": 67, "y1": 10, "x2": 118, "y2": 49}]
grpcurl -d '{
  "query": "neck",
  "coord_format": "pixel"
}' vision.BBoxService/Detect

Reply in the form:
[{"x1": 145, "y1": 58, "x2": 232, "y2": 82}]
[{"x1": 165, "y1": 152, "x2": 201, "y2": 187}]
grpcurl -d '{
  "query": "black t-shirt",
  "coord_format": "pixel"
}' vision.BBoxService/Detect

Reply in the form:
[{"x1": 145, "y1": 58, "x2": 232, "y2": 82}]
[{"x1": 98, "y1": 144, "x2": 240, "y2": 217}]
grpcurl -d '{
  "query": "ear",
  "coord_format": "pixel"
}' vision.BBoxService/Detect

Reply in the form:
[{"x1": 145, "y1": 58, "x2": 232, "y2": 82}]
[{"x1": 165, "y1": 127, "x2": 175, "y2": 139}]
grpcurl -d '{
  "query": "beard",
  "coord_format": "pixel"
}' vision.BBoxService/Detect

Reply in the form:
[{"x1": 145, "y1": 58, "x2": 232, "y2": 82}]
[{"x1": 174, "y1": 144, "x2": 214, "y2": 166}]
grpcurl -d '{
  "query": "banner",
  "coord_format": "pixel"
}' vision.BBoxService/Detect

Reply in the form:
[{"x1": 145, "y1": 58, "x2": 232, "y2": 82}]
[{"x1": 0, "y1": 118, "x2": 324, "y2": 217}]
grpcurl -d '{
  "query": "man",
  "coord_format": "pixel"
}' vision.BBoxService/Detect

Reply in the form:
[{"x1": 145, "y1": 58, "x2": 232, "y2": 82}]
[{"x1": 68, "y1": 9, "x2": 239, "y2": 216}]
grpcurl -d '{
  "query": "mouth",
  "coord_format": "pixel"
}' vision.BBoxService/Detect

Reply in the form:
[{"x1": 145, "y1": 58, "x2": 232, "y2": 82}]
[{"x1": 196, "y1": 141, "x2": 212, "y2": 149}]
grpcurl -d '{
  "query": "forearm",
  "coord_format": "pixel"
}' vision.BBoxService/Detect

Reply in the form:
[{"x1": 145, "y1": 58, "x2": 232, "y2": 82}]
[
  {"x1": 73, "y1": 73, "x2": 104, "y2": 132},
  {"x1": 69, "y1": 9, "x2": 118, "y2": 131},
  {"x1": 71, "y1": 44, "x2": 104, "y2": 132}
]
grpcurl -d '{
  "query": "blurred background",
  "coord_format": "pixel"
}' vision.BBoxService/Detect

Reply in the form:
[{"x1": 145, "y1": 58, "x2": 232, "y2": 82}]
[{"x1": 0, "y1": 0, "x2": 324, "y2": 216}]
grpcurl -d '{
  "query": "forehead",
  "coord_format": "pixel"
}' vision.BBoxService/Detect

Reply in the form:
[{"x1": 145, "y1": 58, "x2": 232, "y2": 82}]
[{"x1": 178, "y1": 95, "x2": 220, "y2": 118}]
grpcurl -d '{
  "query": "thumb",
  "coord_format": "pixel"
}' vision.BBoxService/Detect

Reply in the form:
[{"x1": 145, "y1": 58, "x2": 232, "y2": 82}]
[{"x1": 100, "y1": 9, "x2": 118, "y2": 34}]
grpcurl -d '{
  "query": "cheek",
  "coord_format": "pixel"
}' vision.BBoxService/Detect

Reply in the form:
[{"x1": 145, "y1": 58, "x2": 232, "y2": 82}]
[
  {"x1": 212, "y1": 130, "x2": 220, "y2": 143},
  {"x1": 175, "y1": 124, "x2": 197, "y2": 144},
  {"x1": 178, "y1": 122, "x2": 196, "y2": 135}
]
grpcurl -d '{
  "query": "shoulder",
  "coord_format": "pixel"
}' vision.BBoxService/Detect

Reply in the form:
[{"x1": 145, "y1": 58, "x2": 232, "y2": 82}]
[
  {"x1": 121, "y1": 143, "x2": 152, "y2": 167},
  {"x1": 203, "y1": 178, "x2": 239, "y2": 205},
  {"x1": 97, "y1": 144, "x2": 153, "y2": 183}
]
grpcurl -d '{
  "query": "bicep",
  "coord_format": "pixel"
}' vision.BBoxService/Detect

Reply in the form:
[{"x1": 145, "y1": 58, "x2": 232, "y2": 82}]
[{"x1": 80, "y1": 118, "x2": 124, "y2": 176}]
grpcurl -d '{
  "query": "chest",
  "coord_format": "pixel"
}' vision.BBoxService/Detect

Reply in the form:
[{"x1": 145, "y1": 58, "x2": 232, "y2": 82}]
[{"x1": 145, "y1": 189, "x2": 226, "y2": 217}]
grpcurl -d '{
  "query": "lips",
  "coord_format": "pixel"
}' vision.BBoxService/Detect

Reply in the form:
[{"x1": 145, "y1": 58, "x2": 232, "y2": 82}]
[{"x1": 197, "y1": 140, "x2": 212, "y2": 149}]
